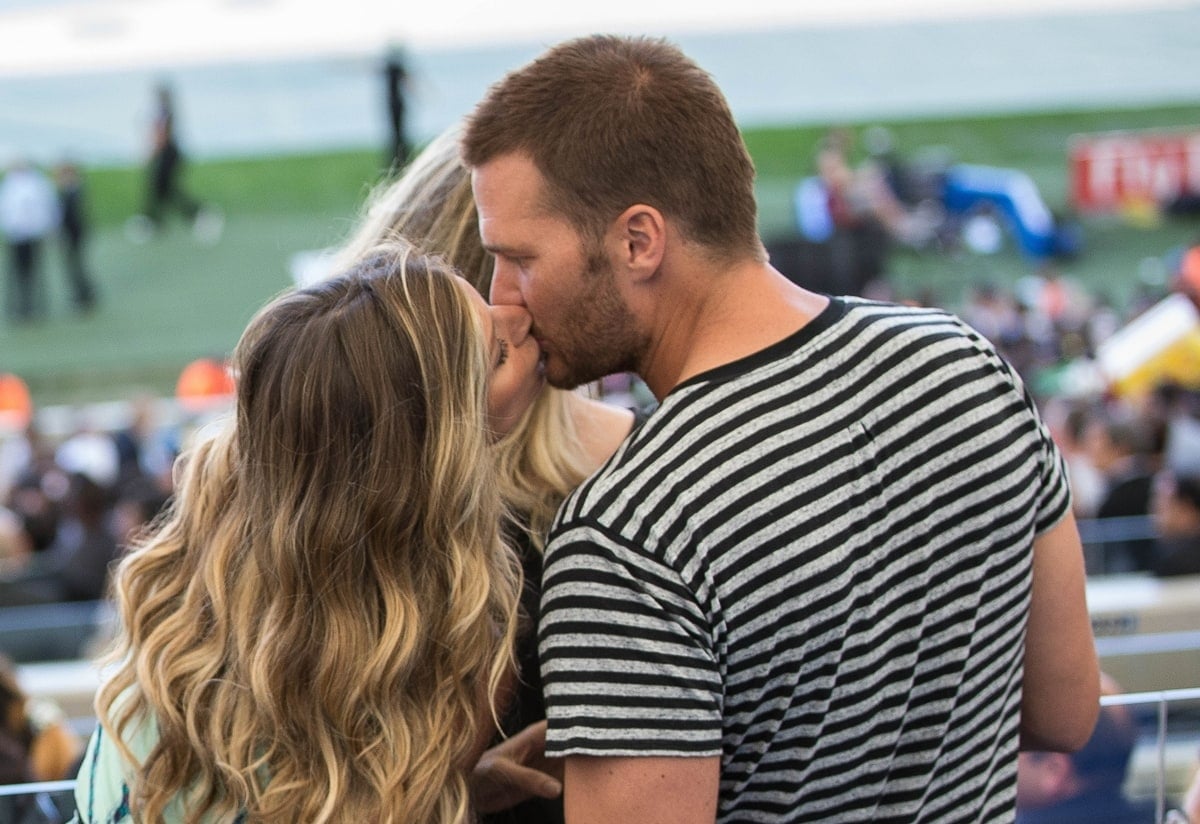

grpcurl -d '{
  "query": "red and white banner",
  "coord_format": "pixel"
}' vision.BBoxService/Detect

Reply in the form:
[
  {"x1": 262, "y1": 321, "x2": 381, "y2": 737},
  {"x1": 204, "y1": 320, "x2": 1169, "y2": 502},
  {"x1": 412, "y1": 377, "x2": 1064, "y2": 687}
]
[{"x1": 1069, "y1": 128, "x2": 1200, "y2": 212}]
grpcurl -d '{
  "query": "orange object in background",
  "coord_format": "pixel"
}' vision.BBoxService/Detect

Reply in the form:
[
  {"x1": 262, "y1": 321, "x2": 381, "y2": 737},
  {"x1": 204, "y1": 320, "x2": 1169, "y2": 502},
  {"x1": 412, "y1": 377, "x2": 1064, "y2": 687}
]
[
  {"x1": 1179, "y1": 245, "x2": 1200, "y2": 300},
  {"x1": 0, "y1": 372, "x2": 32, "y2": 433},
  {"x1": 175, "y1": 358, "x2": 235, "y2": 413}
]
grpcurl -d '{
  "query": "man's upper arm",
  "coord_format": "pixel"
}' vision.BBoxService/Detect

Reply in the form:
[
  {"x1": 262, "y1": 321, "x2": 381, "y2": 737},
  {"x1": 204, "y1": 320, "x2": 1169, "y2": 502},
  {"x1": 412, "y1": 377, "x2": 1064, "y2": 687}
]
[
  {"x1": 1021, "y1": 510, "x2": 1100, "y2": 752},
  {"x1": 540, "y1": 522, "x2": 724, "y2": 821},
  {"x1": 564, "y1": 755, "x2": 720, "y2": 824}
]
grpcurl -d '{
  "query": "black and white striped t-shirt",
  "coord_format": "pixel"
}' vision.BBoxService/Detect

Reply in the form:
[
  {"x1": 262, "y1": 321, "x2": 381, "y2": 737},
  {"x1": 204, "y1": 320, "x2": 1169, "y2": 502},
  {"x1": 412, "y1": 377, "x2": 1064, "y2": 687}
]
[{"x1": 539, "y1": 297, "x2": 1071, "y2": 822}]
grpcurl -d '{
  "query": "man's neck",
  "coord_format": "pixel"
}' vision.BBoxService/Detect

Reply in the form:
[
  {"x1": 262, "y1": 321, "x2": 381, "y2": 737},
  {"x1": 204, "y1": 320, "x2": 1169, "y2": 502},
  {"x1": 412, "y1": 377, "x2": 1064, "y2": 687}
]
[{"x1": 638, "y1": 257, "x2": 829, "y2": 399}]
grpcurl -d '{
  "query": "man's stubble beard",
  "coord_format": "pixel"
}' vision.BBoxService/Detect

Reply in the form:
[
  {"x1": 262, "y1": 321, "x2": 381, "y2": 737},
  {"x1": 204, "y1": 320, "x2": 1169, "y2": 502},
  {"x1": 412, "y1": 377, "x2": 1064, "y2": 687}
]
[{"x1": 544, "y1": 248, "x2": 647, "y2": 391}]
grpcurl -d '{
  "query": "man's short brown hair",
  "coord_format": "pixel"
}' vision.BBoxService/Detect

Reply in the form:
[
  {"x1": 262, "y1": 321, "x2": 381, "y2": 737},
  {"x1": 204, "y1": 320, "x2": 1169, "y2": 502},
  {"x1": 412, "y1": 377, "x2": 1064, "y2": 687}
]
[{"x1": 463, "y1": 35, "x2": 762, "y2": 259}]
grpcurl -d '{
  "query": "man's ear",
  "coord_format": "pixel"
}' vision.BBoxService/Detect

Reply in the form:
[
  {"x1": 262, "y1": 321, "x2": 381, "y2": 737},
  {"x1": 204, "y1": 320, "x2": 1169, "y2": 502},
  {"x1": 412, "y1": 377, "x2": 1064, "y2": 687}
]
[{"x1": 611, "y1": 204, "x2": 665, "y2": 283}]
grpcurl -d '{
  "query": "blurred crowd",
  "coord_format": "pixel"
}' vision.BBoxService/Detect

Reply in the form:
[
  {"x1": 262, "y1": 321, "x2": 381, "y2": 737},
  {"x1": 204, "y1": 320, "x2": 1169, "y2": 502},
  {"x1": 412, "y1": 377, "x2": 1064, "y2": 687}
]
[
  {"x1": 0, "y1": 396, "x2": 179, "y2": 607},
  {"x1": 954, "y1": 259, "x2": 1200, "y2": 576}
]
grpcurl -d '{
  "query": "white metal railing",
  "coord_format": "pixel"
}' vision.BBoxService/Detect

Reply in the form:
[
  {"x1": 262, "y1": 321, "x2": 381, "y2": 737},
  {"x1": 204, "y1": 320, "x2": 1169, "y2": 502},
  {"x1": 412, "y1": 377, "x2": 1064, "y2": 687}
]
[
  {"x1": 1, "y1": 688, "x2": 1197, "y2": 822},
  {"x1": 0, "y1": 779, "x2": 76, "y2": 797},
  {"x1": 1101, "y1": 687, "x2": 1200, "y2": 823}
]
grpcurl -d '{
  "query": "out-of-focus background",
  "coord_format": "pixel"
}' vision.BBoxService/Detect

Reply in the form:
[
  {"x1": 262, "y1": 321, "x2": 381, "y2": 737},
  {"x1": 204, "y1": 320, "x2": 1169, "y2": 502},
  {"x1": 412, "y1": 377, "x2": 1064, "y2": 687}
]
[
  {"x1": 1, "y1": 1, "x2": 1200, "y2": 821},
  {"x1": 1, "y1": 0, "x2": 1198, "y2": 408},
  {"x1": 1, "y1": 0, "x2": 1198, "y2": 406}
]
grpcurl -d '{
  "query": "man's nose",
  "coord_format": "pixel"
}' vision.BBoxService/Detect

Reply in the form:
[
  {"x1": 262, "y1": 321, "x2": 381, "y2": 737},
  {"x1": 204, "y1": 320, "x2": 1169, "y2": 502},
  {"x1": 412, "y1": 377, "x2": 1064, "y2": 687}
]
[
  {"x1": 489, "y1": 260, "x2": 524, "y2": 307},
  {"x1": 492, "y1": 305, "x2": 533, "y2": 345}
]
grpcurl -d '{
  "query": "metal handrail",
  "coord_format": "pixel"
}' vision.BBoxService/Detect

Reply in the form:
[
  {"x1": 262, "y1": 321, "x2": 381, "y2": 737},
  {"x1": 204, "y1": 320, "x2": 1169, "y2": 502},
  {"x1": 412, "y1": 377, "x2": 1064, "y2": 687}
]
[
  {"x1": 1101, "y1": 687, "x2": 1200, "y2": 824},
  {"x1": 0, "y1": 778, "x2": 75, "y2": 797},
  {"x1": 3, "y1": 688, "x2": 1198, "y2": 816}
]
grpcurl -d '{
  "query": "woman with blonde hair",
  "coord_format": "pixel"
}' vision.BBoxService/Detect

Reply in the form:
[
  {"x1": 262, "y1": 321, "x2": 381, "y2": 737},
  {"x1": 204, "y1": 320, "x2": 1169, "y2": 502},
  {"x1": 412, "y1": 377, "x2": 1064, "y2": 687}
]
[
  {"x1": 336, "y1": 125, "x2": 642, "y2": 824},
  {"x1": 73, "y1": 242, "x2": 551, "y2": 823}
]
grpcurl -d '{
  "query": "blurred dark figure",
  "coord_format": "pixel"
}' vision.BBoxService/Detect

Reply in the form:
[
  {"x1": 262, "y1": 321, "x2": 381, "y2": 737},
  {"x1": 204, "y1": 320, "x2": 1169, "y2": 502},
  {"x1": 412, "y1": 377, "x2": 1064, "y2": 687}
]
[
  {"x1": 6, "y1": 472, "x2": 61, "y2": 556},
  {"x1": 110, "y1": 395, "x2": 155, "y2": 488},
  {"x1": 384, "y1": 49, "x2": 411, "y2": 170},
  {"x1": 861, "y1": 125, "x2": 920, "y2": 207},
  {"x1": 0, "y1": 654, "x2": 82, "y2": 781},
  {"x1": 1, "y1": 422, "x2": 61, "y2": 559},
  {"x1": 0, "y1": 159, "x2": 59, "y2": 323},
  {"x1": 143, "y1": 82, "x2": 201, "y2": 231},
  {"x1": 1150, "y1": 472, "x2": 1200, "y2": 577},
  {"x1": 0, "y1": 655, "x2": 80, "y2": 823},
  {"x1": 44, "y1": 471, "x2": 118, "y2": 602},
  {"x1": 0, "y1": 504, "x2": 32, "y2": 573},
  {"x1": 1, "y1": 472, "x2": 117, "y2": 605},
  {"x1": 0, "y1": 718, "x2": 44, "y2": 824},
  {"x1": 1017, "y1": 676, "x2": 1155, "y2": 824},
  {"x1": 52, "y1": 160, "x2": 96, "y2": 314},
  {"x1": 1085, "y1": 408, "x2": 1158, "y2": 572},
  {"x1": 111, "y1": 473, "x2": 169, "y2": 551}
]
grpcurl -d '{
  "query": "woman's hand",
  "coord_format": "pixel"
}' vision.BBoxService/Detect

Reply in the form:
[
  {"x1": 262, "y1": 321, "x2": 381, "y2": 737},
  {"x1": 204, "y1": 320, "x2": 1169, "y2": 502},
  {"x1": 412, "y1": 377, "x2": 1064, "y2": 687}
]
[{"x1": 471, "y1": 720, "x2": 563, "y2": 814}]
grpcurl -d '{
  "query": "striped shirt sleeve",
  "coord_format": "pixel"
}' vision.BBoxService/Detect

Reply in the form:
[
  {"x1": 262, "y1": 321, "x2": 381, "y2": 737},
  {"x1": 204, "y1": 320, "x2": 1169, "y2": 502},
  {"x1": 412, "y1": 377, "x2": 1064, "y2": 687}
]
[{"x1": 539, "y1": 518, "x2": 723, "y2": 757}]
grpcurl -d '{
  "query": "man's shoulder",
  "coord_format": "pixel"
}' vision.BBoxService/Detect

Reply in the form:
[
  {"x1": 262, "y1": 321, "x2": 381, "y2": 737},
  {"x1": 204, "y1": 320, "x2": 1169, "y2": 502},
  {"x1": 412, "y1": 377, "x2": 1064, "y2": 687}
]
[
  {"x1": 838, "y1": 296, "x2": 1008, "y2": 368},
  {"x1": 839, "y1": 295, "x2": 969, "y2": 332},
  {"x1": 555, "y1": 421, "x2": 665, "y2": 523}
]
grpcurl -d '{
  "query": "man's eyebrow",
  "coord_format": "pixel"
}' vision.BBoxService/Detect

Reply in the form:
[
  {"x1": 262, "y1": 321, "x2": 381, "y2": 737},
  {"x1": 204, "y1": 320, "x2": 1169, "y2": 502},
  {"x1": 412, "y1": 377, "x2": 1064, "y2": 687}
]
[{"x1": 483, "y1": 242, "x2": 527, "y2": 257}]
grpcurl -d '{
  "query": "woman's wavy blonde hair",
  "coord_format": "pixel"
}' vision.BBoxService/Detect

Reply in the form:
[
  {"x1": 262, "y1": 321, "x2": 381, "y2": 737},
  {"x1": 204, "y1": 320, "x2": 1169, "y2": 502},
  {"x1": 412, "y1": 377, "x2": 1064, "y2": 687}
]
[
  {"x1": 335, "y1": 126, "x2": 592, "y2": 548},
  {"x1": 97, "y1": 243, "x2": 521, "y2": 823}
]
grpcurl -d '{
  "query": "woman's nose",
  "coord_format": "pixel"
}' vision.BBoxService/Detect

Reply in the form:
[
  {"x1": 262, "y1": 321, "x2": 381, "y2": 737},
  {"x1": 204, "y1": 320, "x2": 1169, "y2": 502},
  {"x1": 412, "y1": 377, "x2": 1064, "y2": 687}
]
[{"x1": 491, "y1": 305, "x2": 533, "y2": 345}]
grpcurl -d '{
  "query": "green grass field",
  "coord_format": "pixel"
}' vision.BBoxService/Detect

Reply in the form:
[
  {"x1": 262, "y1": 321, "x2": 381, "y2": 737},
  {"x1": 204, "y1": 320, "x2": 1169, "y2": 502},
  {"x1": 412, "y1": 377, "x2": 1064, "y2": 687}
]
[{"x1": 3, "y1": 102, "x2": 1199, "y2": 407}]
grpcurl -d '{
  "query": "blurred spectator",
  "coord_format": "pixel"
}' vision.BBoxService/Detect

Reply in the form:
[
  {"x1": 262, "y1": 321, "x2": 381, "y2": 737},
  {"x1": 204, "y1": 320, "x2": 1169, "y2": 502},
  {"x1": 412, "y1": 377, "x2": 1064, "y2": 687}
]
[
  {"x1": 0, "y1": 655, "x2": 80, "y2": 823},
  {"x1": 861, "y1": 125, "x2": 921, "y2": 207},
  {"x1": 52, "y1": 160, "x2": 97, "y2": 314},
  {"x1": 0, "y1": 419, "x2": 53, "y2": 505},
  {"x1": 111, "y1": 401, "x2": 148, "y2": 484},
  {"x1": 1149, "y1": 471, "x2": 1200, "y2": 577},
  {"x1": 127, "y1": 82, "x2": 221, "y2": 244},
  {"x1": 1157, "y1": 384, "x2": 1200, "y2": 478},
  {"x1": 1016, "y1": 675, "x2": 1154, "y2": 823},
  {"x1": 815, "y1": 127, "x2": 860, "y2": 231},
  {"x1": 0, "y1": 504, "x2": 32, "y2": 574},
  {"x1": 54, "y1": 418, "x2": 119, "y2": 492},
  {"x1": 1, "y1": 469, "x2": 117, "y2": 606},
  {"x1": 1086, "y1": 294, "x2": 1122, "y2": 351},
  {"x1": 0, "y1": 654, "x2": 82, "y2": 781},
  {"x1": 6, "y1": 471, "x2": 62, "y2": 556},
  {"x1": 40, "y1": 471, "x2": 118, "y2": 601},
  {"x1": 0, "y1": 159, "x2": 59, "y2": 323},
  {"x1": 110, "y1": 394, "x2": 175, "y2": 493},
  {"x1": 383, "y1": 47, "x2": 412, "y2": 170},
  {"x1": 961, "y1": 282, "x2": 1024, "y2": 349},
  {"x1": 144, "y1": 82, "x2": 200, "y2": 232},
  {"x1": 1084, "y1": 407, "x2": 1158, "y2": 571},
  {"x1": 0, "y1": 719, "x2": 32, "y2": 784},
  {"x1": 816, "y1": 126, "x2": 937, "y2": 250},
  {"x1": 2, "y1": 740, "x2": 68, "y2": 824},
  {"x1": 1042, "y1": 397, "x2": 1106, "y2": 519},
  {"x1": 110, "y1": 473, "x2": 169, "y2": 550},
  {"x1": 808, "y1": 127, "x2": 891, "y2": 294}
]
